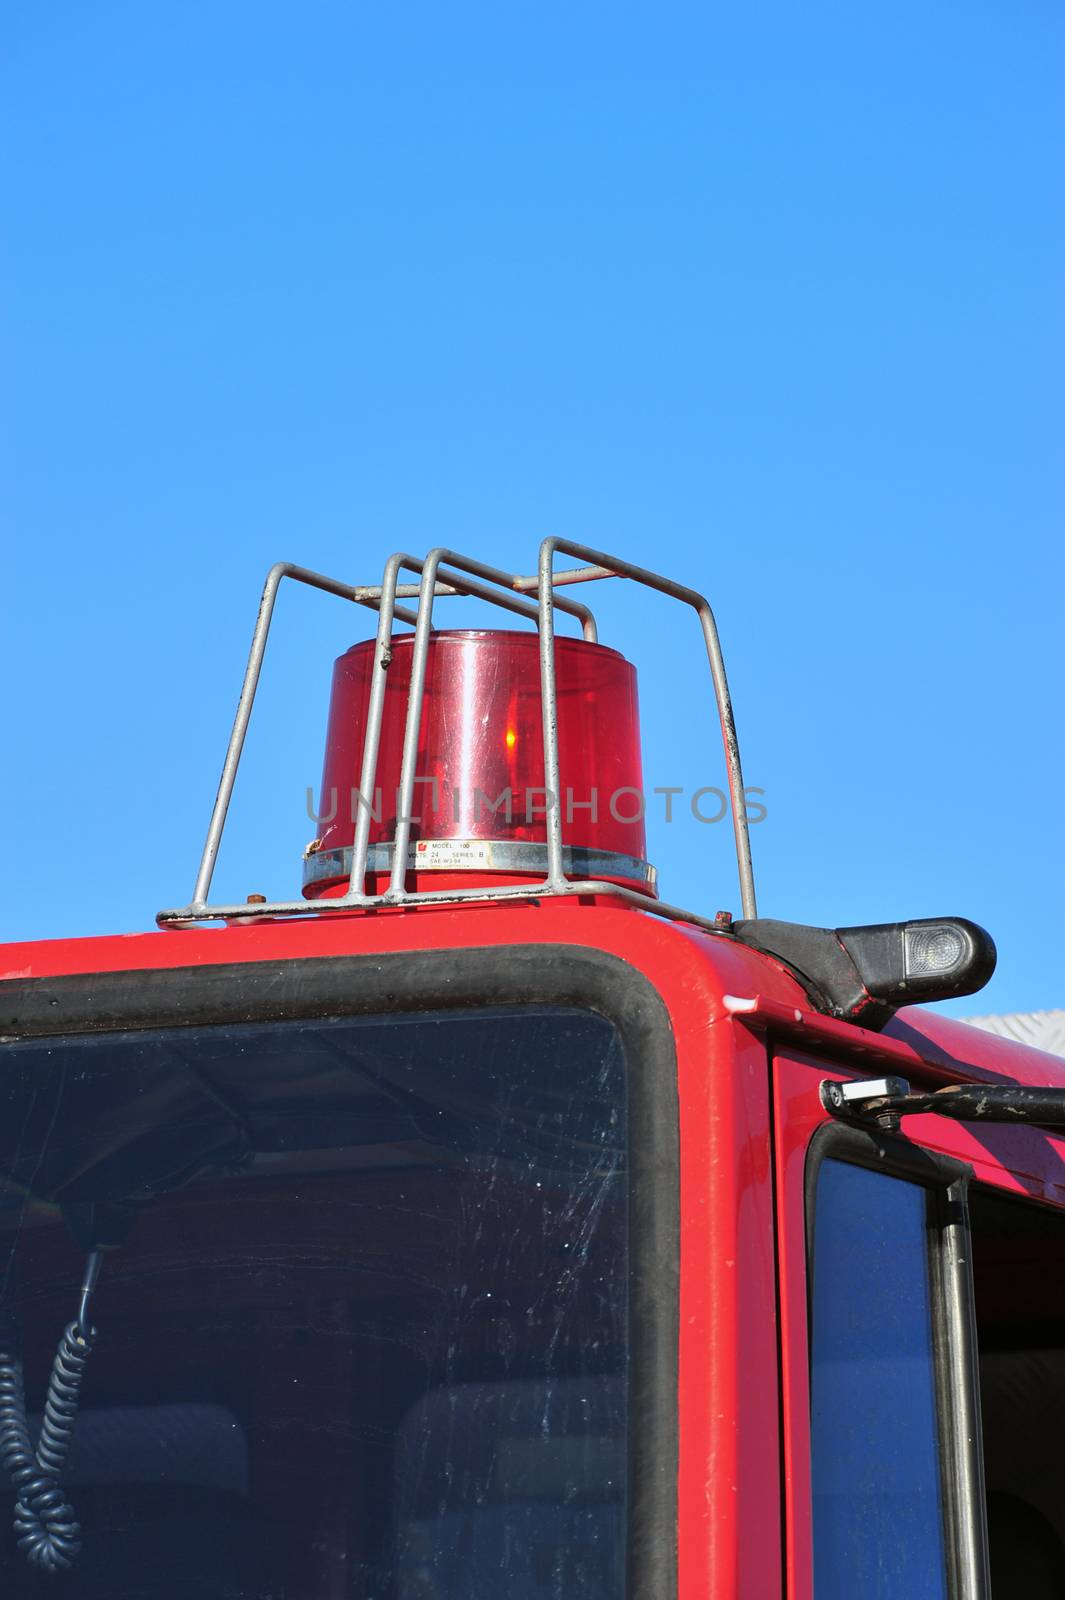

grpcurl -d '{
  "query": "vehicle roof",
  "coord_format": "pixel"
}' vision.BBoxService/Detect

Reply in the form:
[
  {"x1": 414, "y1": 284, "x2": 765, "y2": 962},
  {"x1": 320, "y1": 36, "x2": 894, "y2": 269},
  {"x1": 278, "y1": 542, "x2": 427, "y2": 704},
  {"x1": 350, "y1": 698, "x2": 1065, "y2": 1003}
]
[{"x1": 1, "y1": 901, "x2": 1061, "y2": 1091}]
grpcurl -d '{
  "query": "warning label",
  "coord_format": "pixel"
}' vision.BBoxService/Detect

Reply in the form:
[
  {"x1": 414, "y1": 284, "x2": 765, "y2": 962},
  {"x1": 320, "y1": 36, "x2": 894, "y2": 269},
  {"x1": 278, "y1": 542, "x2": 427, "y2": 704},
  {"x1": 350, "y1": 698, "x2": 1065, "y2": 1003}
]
[{"x1": 414, "y1": 839, "x2": 495, "y2": 870}]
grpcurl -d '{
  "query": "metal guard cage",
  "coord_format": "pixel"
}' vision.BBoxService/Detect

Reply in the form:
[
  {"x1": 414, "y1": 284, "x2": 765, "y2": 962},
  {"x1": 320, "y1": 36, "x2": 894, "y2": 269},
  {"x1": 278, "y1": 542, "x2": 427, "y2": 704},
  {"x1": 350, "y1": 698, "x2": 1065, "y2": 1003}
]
[{"x1": 156, "y1": 539, "x2": 758, "y2": 932}]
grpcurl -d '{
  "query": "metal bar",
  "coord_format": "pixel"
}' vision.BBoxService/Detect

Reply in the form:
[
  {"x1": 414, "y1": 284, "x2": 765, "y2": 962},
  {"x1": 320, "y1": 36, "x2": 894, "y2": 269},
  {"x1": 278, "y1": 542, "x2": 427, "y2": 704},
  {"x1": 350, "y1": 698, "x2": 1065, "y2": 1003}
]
[
  {"x1": 189, "y1": 561, "x2": 417, "y2": 909},
  {"x1": 938, "y1": 1182, "x2": 993, "y2": 1600},
  {"x1": 537, "y1": 542, "x2": 566, "y2": 886},
  {"x1": 418, "y1": 563, "x2": 582, "y2": 630},
  {"x1": 158, "y1": 876, "x2": 729, "y2": 934},
  {"x1": 352, "y1": 592, "x2": 423, "y2": 624},
  {"x1": 387, "y1": 553, "x2": 441, "y2": 897},
  {"x1": 538, "y1": 538, "x2": 757, "y2": 919},
  {"x1": 355, "y1": 581, "x2": 458, "y2": 605},
  {"x1": 190, "y1": 562, "x2": 287, "y2": 909},
  {"x1": 353, "y1": 575, "x2": 599, "y2": 638},
  {"x1": 355, "y1": 599, "x2": 421, "y2": 623},
  {"x1": 511, "y1": 565, "x2": 619, "y2": 592},
  {"x1": 346, "y1": 552, "x2": 418, "y2": 899},
  {"x1": 434, "y1": 552, "x2": 596, "y2": 641}
]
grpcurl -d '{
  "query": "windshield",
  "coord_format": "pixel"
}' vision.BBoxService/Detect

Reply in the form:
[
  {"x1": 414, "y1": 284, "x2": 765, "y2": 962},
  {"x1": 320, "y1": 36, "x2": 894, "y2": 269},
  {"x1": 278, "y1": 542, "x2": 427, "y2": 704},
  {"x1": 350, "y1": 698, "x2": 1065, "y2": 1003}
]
[{"x1": 0, "y1": 1004, "x2": 629, "y2": 1599}]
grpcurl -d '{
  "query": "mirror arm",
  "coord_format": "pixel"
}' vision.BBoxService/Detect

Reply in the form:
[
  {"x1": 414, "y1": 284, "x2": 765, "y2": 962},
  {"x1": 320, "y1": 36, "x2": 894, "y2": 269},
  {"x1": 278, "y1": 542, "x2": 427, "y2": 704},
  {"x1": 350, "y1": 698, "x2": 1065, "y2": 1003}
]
[{"x1": 821, "y1": 1077, "x2": 1065, "y2": 1135}]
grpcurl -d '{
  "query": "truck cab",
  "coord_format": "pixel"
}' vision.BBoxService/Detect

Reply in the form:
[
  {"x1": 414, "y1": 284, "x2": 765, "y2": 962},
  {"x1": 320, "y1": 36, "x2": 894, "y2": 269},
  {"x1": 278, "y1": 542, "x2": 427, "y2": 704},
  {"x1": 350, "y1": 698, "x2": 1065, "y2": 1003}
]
[{"x1": 1, "y1": 543, "x2": 1060, "y2": 1598}]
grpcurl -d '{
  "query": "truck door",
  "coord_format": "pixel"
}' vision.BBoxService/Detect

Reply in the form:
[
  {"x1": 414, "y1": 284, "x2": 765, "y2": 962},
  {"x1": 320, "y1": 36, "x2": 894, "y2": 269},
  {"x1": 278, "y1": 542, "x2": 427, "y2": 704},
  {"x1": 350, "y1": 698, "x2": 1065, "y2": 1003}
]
[{"x1": 774, "y1": 1049, "x2": 1065, "y2": 1600}]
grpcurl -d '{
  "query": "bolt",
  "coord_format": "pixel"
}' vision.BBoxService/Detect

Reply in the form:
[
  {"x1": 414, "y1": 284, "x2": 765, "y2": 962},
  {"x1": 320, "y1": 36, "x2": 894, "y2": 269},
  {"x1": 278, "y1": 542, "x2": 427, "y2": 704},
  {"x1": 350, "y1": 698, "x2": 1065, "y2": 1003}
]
[{"x1": 821, "y1": 1081, "x2": 845, "y2": 1113}]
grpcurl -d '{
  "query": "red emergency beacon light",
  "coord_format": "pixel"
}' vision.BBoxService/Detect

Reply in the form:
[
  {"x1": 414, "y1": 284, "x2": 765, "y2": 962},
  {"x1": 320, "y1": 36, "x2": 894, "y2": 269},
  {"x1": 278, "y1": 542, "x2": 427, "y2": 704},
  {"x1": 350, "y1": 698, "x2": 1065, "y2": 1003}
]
[
  {"x1": 306, "y1": 629, "x2": 654, "y2": 899},
  {"x1": 153, "y1": 539, "x2": 760, "y2": 926}
]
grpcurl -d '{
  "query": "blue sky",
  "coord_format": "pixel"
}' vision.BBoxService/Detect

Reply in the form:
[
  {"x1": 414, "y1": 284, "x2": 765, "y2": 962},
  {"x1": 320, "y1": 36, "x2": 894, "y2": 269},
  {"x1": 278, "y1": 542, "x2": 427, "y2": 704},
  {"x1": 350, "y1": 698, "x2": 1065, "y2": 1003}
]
[{"x1": 2, "y1": 2, "x2": 1062, "y2": 1017}]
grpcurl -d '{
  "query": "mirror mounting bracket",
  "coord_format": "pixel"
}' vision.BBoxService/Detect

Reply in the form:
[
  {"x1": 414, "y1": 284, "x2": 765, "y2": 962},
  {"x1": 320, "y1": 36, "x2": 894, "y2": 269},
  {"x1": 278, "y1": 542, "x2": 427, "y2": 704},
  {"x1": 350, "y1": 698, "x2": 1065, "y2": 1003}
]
[{"x1": 821, "y1": 1076, "x2": 1065, "y2": 1136}]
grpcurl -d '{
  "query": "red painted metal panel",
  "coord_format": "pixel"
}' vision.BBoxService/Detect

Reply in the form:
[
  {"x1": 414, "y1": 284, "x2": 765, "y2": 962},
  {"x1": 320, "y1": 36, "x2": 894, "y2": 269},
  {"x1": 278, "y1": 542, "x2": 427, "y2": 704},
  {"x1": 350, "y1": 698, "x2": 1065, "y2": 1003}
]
[
  {"x1": 725, "y1": 992, "x2": 1065, "y2": 1092},
  {"x1": 0, "y1": 903, "x2": 787, "y2": 995},
  {"x1": 677, "y1": 1012, "x2": 781, "y2": 1598},
  {"x1": 3, "y1": 907, "x2": 1063, "y2": 1102}
]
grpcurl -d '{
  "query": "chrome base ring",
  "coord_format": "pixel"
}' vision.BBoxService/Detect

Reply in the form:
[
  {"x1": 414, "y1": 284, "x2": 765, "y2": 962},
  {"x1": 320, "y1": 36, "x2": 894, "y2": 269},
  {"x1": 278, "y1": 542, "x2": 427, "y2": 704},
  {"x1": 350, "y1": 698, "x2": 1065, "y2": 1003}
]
[{"x1": 303, "y1": 839, "x2": 657, "y2": 893}]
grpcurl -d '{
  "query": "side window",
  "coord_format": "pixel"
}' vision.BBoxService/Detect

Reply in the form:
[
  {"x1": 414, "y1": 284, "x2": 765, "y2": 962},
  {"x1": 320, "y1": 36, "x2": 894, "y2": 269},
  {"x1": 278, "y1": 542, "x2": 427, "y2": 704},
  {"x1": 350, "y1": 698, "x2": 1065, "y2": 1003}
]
[
  {"x1": 809, "y1": 1158, "x2": 948, "y2": 1599},
  {"x1": 969, "y1": 1186, "x2": 1065, "y2": 1598}
]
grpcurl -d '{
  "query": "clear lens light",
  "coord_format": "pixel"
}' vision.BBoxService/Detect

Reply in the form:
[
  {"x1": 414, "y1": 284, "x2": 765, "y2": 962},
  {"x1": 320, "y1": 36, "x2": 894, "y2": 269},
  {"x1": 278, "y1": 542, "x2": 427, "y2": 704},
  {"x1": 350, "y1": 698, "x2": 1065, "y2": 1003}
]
[{"x1": 904, "y1": 924, "x2": 967, "y2": 977}]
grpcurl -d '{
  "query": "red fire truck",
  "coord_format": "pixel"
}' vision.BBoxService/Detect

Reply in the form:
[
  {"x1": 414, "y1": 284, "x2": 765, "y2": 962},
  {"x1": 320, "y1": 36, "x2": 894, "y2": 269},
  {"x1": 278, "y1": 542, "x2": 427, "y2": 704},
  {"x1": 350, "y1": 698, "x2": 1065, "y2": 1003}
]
[{"x1": 2, "y1": 541, "x2": 1063, "y2": 1599}]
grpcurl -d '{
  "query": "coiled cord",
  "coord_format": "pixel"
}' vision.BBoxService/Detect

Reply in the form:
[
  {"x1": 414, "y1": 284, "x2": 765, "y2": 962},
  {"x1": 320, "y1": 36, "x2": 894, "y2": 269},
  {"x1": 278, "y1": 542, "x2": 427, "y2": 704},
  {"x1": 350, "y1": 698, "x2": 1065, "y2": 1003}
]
[{"x1": 0, "y1": 1257, "x2": 100, "y2": 1574}]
